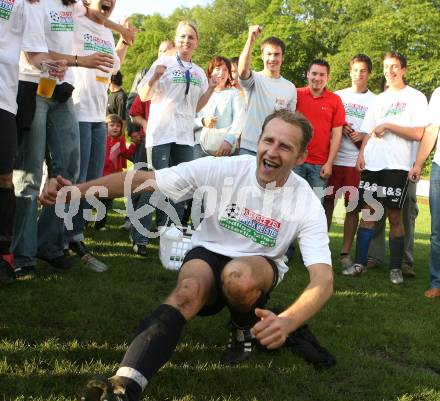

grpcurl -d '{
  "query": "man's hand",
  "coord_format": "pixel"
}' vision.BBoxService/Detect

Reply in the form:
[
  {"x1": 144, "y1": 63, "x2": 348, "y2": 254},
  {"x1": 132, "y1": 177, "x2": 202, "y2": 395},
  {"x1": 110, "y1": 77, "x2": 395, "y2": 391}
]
[
  {"x1": 251, "y1": 308, "x2": 290, "y2": 349},
  {"x1": 203, "y1": 116, "x2": 217, "y2": 129},
  {"x1": 408, "y1": 165, "x2": 422, "y2": 183},
  {"x1": 80, "y1": 52, "x2": 114, "y2": 72},
  {"x1": 356, "y1": 150, "x2": 365, "y2": 172},
  {"x1": 248, "y1": 25, "x2": 263, "y2": 43},
  {"x1": 130, "y1": 132, "x2": 142, "y2": 145},
  {"x1": 39, "y1": 176, "x2": 72, "y2": 206},
  {"x1": 120, "y1": 17, "x2": 136, "y2": 45},
  {"x1": 371, "y1": 123, "x2": 388, "y2": 138},
  {"x1": 342, "y1": 123, "x2": 353, "y2": 137},
  {"x1": 215, "y1": 141, "x2": 233, "y2": 157},
  {"x1": 320, "y1": 163, "x2": 332, "y2": 179}
]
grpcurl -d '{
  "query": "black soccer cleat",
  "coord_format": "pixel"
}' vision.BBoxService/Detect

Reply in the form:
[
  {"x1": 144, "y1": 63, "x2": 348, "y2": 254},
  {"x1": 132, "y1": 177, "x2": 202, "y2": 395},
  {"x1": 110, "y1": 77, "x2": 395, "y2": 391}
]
[
  {"x1": 222, "y1": 324, "x2": 253, "y2": 364},
  {"x1": 80, "y1": 375, "x2": 128, "y2": 401}
]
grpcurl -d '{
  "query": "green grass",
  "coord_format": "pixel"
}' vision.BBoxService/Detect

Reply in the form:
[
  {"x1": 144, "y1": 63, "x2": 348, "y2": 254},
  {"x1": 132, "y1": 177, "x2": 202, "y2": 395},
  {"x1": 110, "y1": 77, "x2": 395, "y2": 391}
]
[{"x1": 1, "y1": 199, "x2": 439, "y2": 401}]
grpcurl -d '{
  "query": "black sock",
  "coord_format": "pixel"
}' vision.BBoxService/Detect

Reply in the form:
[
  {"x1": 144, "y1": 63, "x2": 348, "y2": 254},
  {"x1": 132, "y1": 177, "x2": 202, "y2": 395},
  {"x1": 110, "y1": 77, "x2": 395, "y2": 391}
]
[
  {"x1": 0, "y1": 187, "x2": 15, "y2": 255},
  {"x1": 228, "y1": 292, "x2": 268, "y2": 329},
  {"x1": 116, "y1": 304, "x2": 186, "y2": 401},
  {"x1": 389, "y1": 236, "x2": 405, "y2": 270}
]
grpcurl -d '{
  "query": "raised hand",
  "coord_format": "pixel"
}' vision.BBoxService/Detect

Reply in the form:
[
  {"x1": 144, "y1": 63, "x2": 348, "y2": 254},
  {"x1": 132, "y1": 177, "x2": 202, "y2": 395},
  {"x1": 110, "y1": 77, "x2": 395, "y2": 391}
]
[{"x1": 248, "y1": 25, "x2": 263, "y2": 43}]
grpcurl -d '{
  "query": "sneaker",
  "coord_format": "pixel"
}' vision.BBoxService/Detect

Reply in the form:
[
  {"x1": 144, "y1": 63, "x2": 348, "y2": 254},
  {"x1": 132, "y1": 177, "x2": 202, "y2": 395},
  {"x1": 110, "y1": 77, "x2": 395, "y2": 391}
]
[
  {"x1": 222, "y1": 324, "x2": 253, "y2": 364},
  {"x1": 69, "y1": 241, "x2": 108, "y2": 272},
  {"x1": 119, "y1": 220, "x2": 131, "y2": 231},
  {"x1": 342, "y1": 263, "x2": 366, "y2": 276},
  {"x1": 80, "y1": 375, "x2": 128, "y2": 401},
  {"x1": 402, "y1": 264, "x2": 416, "y2": 278},
  {"x1": 133, "y1": 243, "x2": 148, "y2": 257},
  {"x1": 390, "y1": 269, "x2": 404, "y2": 285},
  {"x1": 37, "y1": 254, "x2": 72, "y2": 270},
  {"x1": 0, "y1": 258, "x2": 15, "y2": 285},
  {"x1": 367, "y1": 257, "x2": 381, "y2": 269},
  {"x1": 339, "y1": 254, "x2": 352, "y2": 270},
  {"x1": 15, "y1": 265, "x2": 37, "y2": 280}
]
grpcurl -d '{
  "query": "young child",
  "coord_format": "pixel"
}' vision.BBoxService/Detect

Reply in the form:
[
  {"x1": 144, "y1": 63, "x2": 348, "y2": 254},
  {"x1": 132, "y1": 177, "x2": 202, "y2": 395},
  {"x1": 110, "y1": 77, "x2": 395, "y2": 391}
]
[{"x1": 95, "y1": 114, "x2": 139, "y2": 230}]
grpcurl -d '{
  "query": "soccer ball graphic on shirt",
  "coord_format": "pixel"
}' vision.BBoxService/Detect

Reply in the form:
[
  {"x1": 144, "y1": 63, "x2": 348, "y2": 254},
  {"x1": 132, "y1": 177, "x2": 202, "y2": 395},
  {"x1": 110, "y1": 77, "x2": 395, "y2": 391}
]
[
  {"x1": 50, "y1": 11, "x2": 60, "y2": 22},
  {"x1": 224, "y1": 203, "x2": 241, "y2": 220}
]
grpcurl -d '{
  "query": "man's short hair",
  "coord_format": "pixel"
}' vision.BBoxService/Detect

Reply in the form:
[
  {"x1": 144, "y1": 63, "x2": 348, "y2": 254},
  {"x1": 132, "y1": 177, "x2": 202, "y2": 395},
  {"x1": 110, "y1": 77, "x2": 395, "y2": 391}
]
[
  {"x1": 307, "y1": 59, "x2": 330, "y2": 74},
  {"x1": 349, "y1": 54, "x2": 372, "y2": 73},
  {"x1": 260, "y1": 37, "x2": 286, "y2": 56},
  {"x1": 111, "y1": 71, "x2": 123, "y2": 86},
  {"x1": 383, "y1": 51, "x2": 407, "y2": 68},
  {"x1": 260, "y1": 109, "x2": 313, "y2": 153}
]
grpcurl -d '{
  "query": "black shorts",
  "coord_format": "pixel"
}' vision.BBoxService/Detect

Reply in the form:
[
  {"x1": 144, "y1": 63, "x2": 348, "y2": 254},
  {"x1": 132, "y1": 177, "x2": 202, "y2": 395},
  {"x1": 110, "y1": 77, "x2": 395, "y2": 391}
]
[
  {"x1": 181, "y1": 246, "x2": 279, "y2": 316},
  {"x1": 0, "y1": 108, "x2": 17, "y2": 174},
  {"x1": 358, "y1": 169, "x2": 409, "y2": 210}
]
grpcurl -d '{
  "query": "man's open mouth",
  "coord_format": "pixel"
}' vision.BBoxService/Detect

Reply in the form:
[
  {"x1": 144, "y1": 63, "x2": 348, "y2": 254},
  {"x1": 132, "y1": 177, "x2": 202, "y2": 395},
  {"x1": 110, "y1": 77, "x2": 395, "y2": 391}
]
[{"x1": 101, "y1": 3, "x2": 111, "y2": 11}]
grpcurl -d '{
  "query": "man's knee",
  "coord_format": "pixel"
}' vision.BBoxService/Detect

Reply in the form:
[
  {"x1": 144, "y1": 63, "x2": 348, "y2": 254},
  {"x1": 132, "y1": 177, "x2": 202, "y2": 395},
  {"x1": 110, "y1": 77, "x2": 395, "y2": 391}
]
[
  {"x1": 221, "y1": 260, "x2": 261, "y2": 311},
  {"x1": 166, "y1": 278, "x2": 208, "y2": 318},
  {"x1": 387, "y1": 209, "x2": 402, "y2": 227}
]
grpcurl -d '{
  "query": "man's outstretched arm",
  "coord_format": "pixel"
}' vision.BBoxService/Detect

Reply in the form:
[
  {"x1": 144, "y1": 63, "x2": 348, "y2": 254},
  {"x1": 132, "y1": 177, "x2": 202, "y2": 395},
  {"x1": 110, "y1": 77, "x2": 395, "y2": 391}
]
[
  {"x1": 251, "y1": 263, "x2": 333, "y2": 349},
  {"x1": 40, "y1": 170, "x2": 156, "y2": 205}
]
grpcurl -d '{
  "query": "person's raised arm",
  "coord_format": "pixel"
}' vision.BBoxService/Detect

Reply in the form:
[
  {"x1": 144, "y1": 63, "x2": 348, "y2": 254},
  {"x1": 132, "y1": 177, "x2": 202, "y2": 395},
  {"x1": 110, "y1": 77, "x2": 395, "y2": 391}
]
[
  {"x1": 138, "y1": 64, "x2": 166, "y2": 102},
  {"x1": 252, "y1": 263, "x2": 333, "y2": 349},
  {"x1": 238, "y1": 25, "x2": 262, "y2": 80},
  {"x1": 196, "y1": 75, "x2": 219, "y2": 112}
]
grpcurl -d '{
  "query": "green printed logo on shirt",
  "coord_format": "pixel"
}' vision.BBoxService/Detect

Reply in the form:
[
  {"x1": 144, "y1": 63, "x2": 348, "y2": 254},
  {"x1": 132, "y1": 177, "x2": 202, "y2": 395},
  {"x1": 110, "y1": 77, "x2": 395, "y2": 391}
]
[
  {"x1": 49, "y1": 10, "x2": 73, "y2": 31},
  {"x1": 171, "y1": 70, "x2": 202, "y2": 88},
  {"x1": 384, "y1": 102, "x2": 407, "y2": 117},
  {"x1": 219, "y1": 204, "x2": 280, "y2": 247},
  {"x1": 0, "y1": 0, "x2": 15, "y2": 21},
  {"x1": 344, "y1": 102, "x2": 368, "y2": 119},
  {"x1": 83, "y1": 33, "x2": 113, "y2": 55}
]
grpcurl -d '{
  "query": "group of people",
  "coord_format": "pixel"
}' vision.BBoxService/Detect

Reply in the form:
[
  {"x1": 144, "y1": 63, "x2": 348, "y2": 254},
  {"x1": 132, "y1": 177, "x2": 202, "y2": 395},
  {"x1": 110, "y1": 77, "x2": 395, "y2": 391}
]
[{"x1": 1, "y1": 1, "x2": 440, "y2": 400}]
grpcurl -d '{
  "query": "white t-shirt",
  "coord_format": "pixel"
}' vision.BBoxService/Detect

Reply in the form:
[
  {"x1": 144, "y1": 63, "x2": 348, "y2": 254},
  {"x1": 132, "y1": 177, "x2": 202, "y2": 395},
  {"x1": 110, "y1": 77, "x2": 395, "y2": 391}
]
[
  {"x1": 72, "y1": 14, "x2": 119, "y2": 122},
  {"x1": 155, "y1": 155, "x2": 331, "y2": 282},
  {"x1": 429, "y1": 88, "x2": 440, "y2": 166},
  {"x1": 334, "y1": 88, "x2": 376, "y2": 167},
  {"x1": 361, "y1": 86, "x2": 429, "y2": 171},
  {"x1": 0, "y1": 0, "x2": 47, "y2": 115},
  {"x1": 139, "y1": 55, "x2": 208, "y2": 147},
  {"x1": 239, "y1": 71, "x2": 297, "y2": 152},
  {"x1": 19, "y1": 0, "x2": 86, "y2": 86}
]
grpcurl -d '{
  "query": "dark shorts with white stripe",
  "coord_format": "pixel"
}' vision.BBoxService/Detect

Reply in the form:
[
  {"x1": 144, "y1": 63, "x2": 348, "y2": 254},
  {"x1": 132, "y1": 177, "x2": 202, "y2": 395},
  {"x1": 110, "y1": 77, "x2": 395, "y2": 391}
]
[
  {"x1": 358, "y1": 169, "x2": 409, "y2": 210},
  {"x1": 181, "y1": 246, "x2": 279, "y2": 317}
]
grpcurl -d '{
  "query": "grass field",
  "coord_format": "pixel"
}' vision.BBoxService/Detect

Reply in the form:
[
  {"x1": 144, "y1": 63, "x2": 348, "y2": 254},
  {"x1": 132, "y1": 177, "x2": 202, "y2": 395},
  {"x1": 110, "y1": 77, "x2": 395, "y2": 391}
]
[{"x1": 1, "y1": 199, "x2": 439, "y2": 401}]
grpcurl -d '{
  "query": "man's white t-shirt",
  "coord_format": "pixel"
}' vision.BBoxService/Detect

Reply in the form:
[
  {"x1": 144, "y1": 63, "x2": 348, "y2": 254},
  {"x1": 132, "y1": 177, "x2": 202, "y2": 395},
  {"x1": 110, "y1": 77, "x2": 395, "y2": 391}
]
[
  {"x1": 361, "y1": 86, "x2": 429, "y2": 171},
  {"x1": 19, "y1": 0, "x2": 86, "y2": 86},
  {"x1": 239, "y1": 71, "x2": 297, "y2": 153},
  {"x1": 139, "y1": 55, "x2": 208, "y2": 148},
  {"x1": 155, "y1": 155, "x2": 332, "y2": 282},
  {"x1": 334, "y1": 88, "x2": 376, "y2": 167},
  {"x1": 0, "y1": 0, "x2": 47, "y2": 115},
  {"x1": 72, "y1": 14, "x2": 120, "y2": 122},
  {"x1": 429, "y1": 88, "x2": 440, "y2": 166}
]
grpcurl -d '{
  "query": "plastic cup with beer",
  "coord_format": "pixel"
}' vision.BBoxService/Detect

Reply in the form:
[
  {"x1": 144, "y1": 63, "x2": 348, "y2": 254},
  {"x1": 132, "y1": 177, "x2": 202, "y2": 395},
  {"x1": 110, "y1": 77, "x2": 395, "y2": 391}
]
[{"x1": 37, "y1": 62, "x2": 60, "y2": 98}]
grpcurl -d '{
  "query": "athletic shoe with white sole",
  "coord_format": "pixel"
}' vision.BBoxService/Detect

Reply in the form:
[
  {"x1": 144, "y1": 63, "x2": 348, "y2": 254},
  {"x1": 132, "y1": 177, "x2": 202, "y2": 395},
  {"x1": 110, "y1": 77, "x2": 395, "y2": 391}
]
[{"x1": 342, "y1": 263, "x2": 366, "y2": 276}]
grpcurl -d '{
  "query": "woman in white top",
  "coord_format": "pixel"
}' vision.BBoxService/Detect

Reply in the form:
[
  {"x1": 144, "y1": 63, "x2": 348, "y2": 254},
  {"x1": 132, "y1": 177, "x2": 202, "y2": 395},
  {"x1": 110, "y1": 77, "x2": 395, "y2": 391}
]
[
  {"x1": 194, "y1": 56, "x2": 245, "y2": 158},
  {"x1": 137, "y1": 21, "x2": 217, "y2": 225}
]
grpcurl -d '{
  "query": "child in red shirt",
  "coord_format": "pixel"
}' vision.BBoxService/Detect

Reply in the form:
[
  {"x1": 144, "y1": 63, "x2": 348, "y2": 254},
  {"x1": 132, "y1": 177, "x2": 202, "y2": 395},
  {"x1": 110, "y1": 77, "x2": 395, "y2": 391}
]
[{"x1": 95, "y1": 114, "x2": 140, "y2": 230}]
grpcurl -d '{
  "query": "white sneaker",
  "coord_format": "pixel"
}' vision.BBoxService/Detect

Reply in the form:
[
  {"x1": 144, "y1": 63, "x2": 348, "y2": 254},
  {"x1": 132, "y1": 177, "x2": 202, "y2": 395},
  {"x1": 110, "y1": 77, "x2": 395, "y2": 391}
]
[
  {"x1": 390, "y1": 269, "x2": 403, "y2": 285},
  {"x1": 342, "y1": 263, "x2": 366, "y2": 276}
]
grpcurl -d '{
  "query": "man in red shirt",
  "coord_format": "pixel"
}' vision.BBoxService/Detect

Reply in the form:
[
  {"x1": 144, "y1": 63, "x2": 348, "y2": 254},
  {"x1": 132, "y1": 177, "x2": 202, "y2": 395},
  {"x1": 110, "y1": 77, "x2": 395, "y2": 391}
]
[{"x1": 295, "y1": 59, "x2": 345, "y2": 208}]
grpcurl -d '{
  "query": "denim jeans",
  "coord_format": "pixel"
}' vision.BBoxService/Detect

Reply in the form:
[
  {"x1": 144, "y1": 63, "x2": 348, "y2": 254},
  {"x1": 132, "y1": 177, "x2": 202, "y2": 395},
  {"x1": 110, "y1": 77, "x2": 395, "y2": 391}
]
[
  {"x1": 429, "y1": 162, "x2": 440, "y2": 289},
  {"x1": 130, "y1": 142, "x2": 193, "y2": 245},
  {"x1": 293, "y1": 162, "x2": 327, "y2": 203},
  {"x1": 12, "y1": 96, "x2": 80, "y2": 267},
  {"x1": 239, "y1": 148, "x2": 256, "y2": 156},
  {"x1": 68, "y1": 121, "x2": 106, "y2": 241}
]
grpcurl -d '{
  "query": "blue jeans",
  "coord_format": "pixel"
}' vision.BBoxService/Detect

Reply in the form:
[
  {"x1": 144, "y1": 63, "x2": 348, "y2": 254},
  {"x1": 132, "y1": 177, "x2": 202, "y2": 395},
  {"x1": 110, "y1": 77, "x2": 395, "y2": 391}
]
[
  {"x1": 293, "y1": 162, "x2": 327, "y2": 202},
  {"x1": 239, "y1": 148, "x2": 256, "y2": 156},
  {"x1": 12, "y1": 96, "x2": 80, "y2": 267},
  {"x1": 130, "y1": 143, "x2": 193, "y2": 245},
  {"x1": 68, "y1": 121, "x2": 106, "y2": 241},
  {"x1": 429, "y1": 162, "x2": 440, "y2": 289}
]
